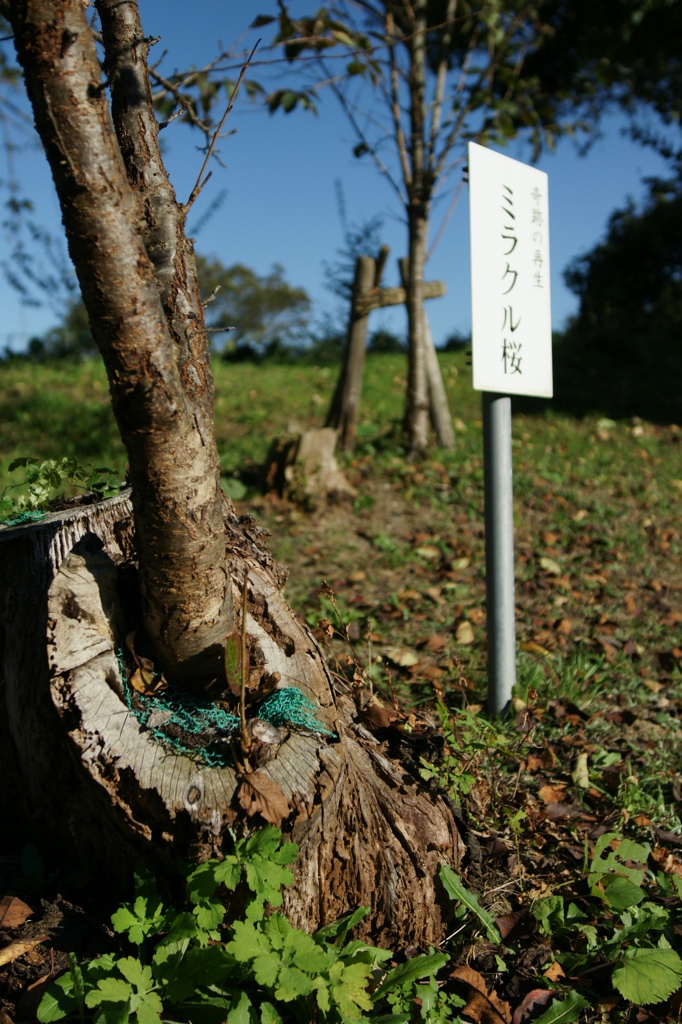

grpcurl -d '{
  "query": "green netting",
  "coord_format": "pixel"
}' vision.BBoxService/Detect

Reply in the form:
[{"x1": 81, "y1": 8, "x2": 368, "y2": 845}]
[
  {"x1": 0, "y1": 509, "x2": 48, "y2": 527},
  {"x1": 257, "y1": 688, "x2": 335, "y2": 734},
  {"x1": 120, "y1": 664, "x2": 334, "y2": 768}
]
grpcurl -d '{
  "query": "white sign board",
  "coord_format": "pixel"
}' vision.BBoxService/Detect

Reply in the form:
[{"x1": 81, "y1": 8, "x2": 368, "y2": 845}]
[{"x1": 468, "y1": 142, "x2": 553, "y2": 398}]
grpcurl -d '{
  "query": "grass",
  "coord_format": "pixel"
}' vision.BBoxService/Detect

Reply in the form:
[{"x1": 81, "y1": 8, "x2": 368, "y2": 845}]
[{"x1": 1, "y1": 349, "x2": 681, "y2": 1021}]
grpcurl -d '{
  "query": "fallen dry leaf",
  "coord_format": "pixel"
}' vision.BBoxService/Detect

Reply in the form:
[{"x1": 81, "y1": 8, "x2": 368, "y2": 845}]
[
  {"x1": 451, "y1": 964, "x2": 512, "y2": 1023},
  {"x1": 651, "y1": 846, "x2": 682, "y2": 877},
  {"x1": 358, "y1": 693, "x2": 403, "y2": 731},
  {"x1": 494, "y1": 910, "x2": 526, "y2": 939},
  {"x1": 418, "y1": 632, "x2": 449, "y2": 652},
  {"x1": 543, "y1": 960, "x2": 565, "y2": 982},
  {"x1": 126, "y1": 631, "x2": 167, "y2": 694},
  {"x1": 450, "y1": 556, "x2": 470, "y2": 570},
  {"x1": 0, "y1": 895, "x2": 33, "y2": 929},
  {"x1": 237, "y1": 771, "x2": 290, "y2": 826},
  {"x1": 538, "y1": 783, "x2": 567, "y2": 805},
  {"x1": 541, "y1": 745, "x2": 557, "y2": 768},
  {"x1": 572, "y1": 752, "x2": 590, "y2": 788},
  {"x1": 545, "y1": 802, "x2": 596, "y2": 822},
  {"x1": 455, "y1": 620, "x2": 475, "y2": 645},
  {"x1": 382, "y1": 646, "x2": 419, "y2": 667},
  {"x1": 415, "y1": 545, "x2": 441, "y2": 560},
  {"x1": 511, "y1": 988, "x2": 553, "y2": 1024}
]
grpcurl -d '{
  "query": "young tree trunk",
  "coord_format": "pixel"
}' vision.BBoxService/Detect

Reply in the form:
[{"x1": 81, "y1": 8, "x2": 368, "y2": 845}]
[
  {"x1": 404, "y1": 1, "x2": 431, "y2": 454},
  {"x1": 399, "y1": 258, "x2": 455, "y2": 450},
  {"x1": 404, "y1": 213, "x2": 431, "y2": 453},
  {"x1": 8, "y1": 0, "x2": 232, "y2": 688},
  {"x1": 0, "y1": 498, "x2": 464, "y2": 948}
]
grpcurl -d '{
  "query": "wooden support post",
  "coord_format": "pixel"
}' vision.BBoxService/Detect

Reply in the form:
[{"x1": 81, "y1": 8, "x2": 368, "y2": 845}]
[
  {"x1": 326, "y1": 250, "x2": 450, "y2": 453},
  {"x1": 326, "y1": 255, "x2": 376, "y2": 450}
]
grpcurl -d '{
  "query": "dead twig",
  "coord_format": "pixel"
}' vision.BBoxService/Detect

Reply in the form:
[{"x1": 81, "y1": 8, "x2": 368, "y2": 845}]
[
  {"x1": 184, "y1": 41, "x2": 260, "y2": 211},
  {"x1": 239, "y1": 573, "x2": 250, "y2": 754}
]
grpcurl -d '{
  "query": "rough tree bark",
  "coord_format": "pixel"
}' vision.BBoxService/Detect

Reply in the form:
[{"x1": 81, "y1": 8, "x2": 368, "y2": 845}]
[
  {"x1": 404, "y1": 0, "x2": 431, "y2": 453},
  {"x1": 9, "y1": 0, "x2": 231, "y2": 687},
  {"x1": 2, "y1": 0, "x2": 465, "y2": 948}
]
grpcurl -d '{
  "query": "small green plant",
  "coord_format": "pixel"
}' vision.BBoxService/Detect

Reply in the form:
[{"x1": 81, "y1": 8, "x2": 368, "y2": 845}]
[
  {"x1": 438, "y1": 865, "x2": 502, "y2": 944},
  {"x1": 38, "y1": 826, "x2": 452, "y2": 1023},
  {"x1": 531, "y1": 831, "x2": 682, "y2": 1007},
  {"x1": 418, "y1": 702, "x2": 519, "y2": 809},
  {"x1": 1, "y1": 455, "x2": 120, "y2": 520}
]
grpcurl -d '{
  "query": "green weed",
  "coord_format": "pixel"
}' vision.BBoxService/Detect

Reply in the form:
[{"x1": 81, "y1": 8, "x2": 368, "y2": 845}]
[
  {"x1": 1, "y1": 455, "x2": 122, "y2": 521},
  {"x1": 38, "y1": 826, "x2": 454, "y2": 1024}
]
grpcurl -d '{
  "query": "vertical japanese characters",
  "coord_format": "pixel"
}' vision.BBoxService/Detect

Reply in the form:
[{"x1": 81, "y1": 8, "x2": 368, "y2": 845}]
[
  {"x1": 497, "y1": 179, "x2": 549, "y2": 379},
  {"x1": 469, "y1": 142, "x2": 552, "y2": 399},
  {"x1": 531, "y1": 186, "x2": 546, "y2": 297},
  {"x1": 501, "y1": 183, "x2": 522, "y2": 375}
]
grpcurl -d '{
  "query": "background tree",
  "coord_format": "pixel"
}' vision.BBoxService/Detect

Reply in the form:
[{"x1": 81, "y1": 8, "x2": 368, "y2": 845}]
[
  {"x1": 517, "y1": 0, "x2": 682, "y2": 421},
  {"x1": 261, "y1": 1, "x2": 565, "y2": 451},
  {"x1": 552, "y1": 174, "x2": 682, "y2": 421},
  {"x1": 199, "y1": 256, "x2": 311, "y2": 358},
  {"x1": 36, "y1": 296, "x2": 97, "y2": 358},
  {"x1": 521, "y1": 0, "x2": 682, "y2": 167},
  {"x1": 28, "y1": 255, "x2": 310, "y2": 361}
]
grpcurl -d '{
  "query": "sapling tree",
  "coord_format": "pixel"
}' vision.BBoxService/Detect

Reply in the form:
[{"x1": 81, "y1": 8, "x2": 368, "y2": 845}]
[
  {"x1": 262, "y1": 0, "x2": 562, "y2": 451},
  {"x1": 0, "y1": 0, "x2": 464, "y2": 946}
]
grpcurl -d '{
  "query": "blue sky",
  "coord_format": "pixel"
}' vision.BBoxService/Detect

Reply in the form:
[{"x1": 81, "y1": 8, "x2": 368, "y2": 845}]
[{"x1": 0, "y1": 1, "x2": 671, "y2": 353}]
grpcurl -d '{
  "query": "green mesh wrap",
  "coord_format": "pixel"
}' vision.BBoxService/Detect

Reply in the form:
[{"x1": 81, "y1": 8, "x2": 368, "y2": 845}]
[
  {"x1": 0, "y1": 509, "x2": 48, "y2": 527},
  {"x1": 120, "y1": 663, "x2": 334, "y2": 768}
]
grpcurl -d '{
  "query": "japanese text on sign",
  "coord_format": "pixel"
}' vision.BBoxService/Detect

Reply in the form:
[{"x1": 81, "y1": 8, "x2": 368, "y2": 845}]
[{"x1": 468, "y1": 143, "x2": 553, "y2": 398}]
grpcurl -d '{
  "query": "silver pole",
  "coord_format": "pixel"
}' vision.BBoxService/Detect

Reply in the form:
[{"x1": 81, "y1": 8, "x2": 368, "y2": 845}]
[{"x1": 482, "y1": 392, "x2": 516, "y2": 716}]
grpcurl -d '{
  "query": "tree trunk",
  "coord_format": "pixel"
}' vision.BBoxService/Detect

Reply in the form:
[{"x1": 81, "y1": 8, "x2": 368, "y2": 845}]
[
  {"x1": 404, "y1": 1, "x2": 431, "y2": 454},
  {"x1": 424, "y1": 315, "x2": 456, "y2": 448},
  {"x1": 264, "y1": 428, "x2": 357, "y2": 504},
  {"x1": 8, "y1": 0, "x2": 232, "y2": 688},
  {"x1": 326, "y1": 255, "x2": 375, "y2": 450},
  {"x1": 399, "y1": 258, "x2": 455, "y2": 450},
  {"x1": 0, "y1": 497, "x2": 464, "y2": 948}
]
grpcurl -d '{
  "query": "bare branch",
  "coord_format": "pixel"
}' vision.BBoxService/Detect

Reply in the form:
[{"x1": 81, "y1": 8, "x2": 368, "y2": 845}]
[
  {"x1": 150, "y1": 66, "x2": 214, "y2": 137},
  {"x1": 386, "y1": 8, "x2": 411, "y2": 190},
  {"x1": 427, "y1": 0, "x2": 457, "y2": 167},
  {"x1": 184, "y1": 40, "x2": 260, "y2": 211}
]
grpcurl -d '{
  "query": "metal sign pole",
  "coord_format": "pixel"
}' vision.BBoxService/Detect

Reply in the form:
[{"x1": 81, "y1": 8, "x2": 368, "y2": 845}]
[
  {"x1": 468, "y1": 142, "x2": 552, "y2": 716},
  {"x1": 482, "y1": 391, "x2": 516, "y2": 717}
]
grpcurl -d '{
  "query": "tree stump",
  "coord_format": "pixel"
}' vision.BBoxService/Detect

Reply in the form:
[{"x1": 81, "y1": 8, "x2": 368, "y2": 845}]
[
  {"x1": 0, "y1": 494, "x2": 463, "y2": 948},
  {"x1": 264, "y1": 428, "x2": 357, "y2": 505}
]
